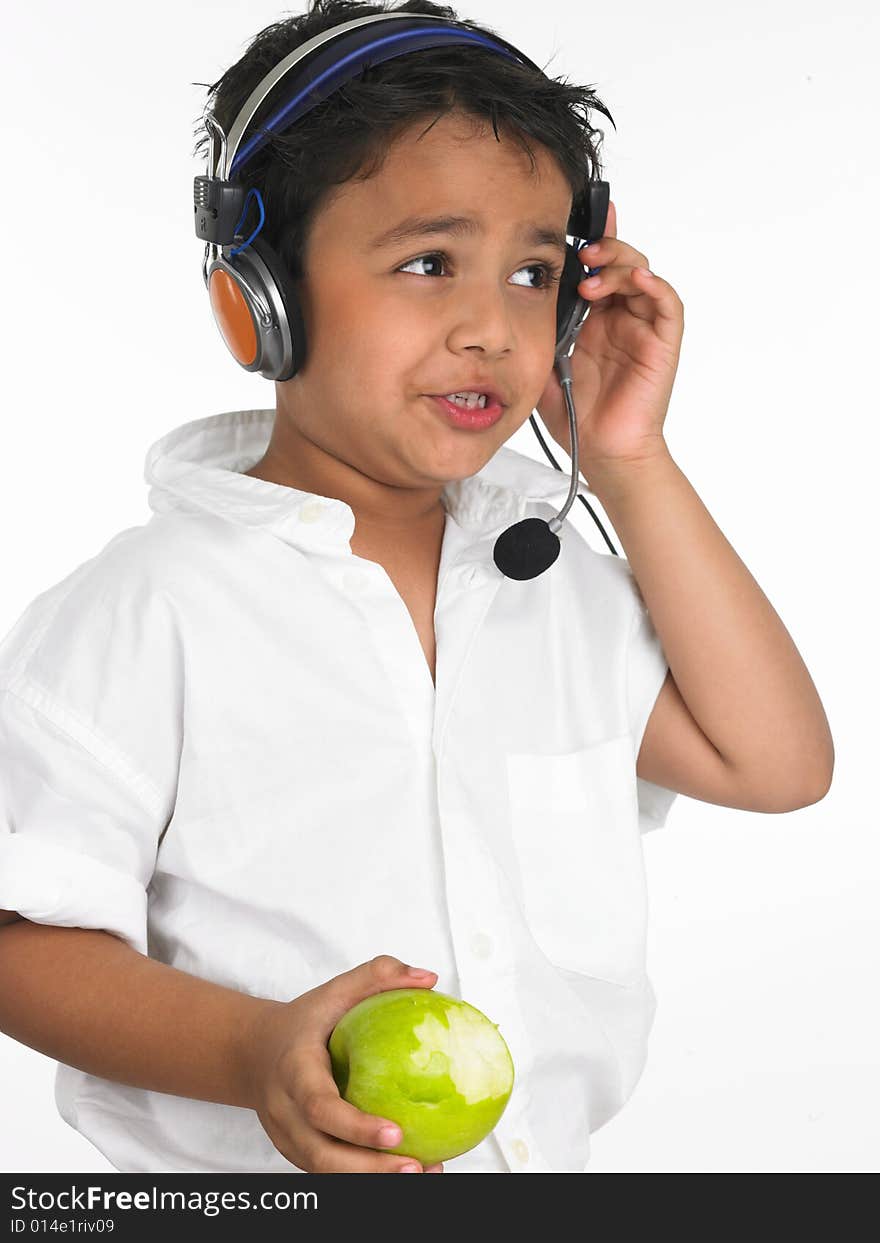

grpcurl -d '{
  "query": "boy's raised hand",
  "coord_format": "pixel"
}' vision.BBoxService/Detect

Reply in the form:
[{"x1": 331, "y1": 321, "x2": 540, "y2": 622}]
[
  {"x1": 243, "y1": 954, "x2": 445, "y2": 1173},
  {"x1": 536, "y1": 199, "x2": 685, "y2": 474}
]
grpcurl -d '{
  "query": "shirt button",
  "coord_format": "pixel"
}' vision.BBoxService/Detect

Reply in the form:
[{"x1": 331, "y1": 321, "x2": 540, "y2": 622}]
[
  {"x1": 512, "y1": 1139, "x2": 529, "y2": 1164},
  {"x1": 298, "y1": 499, "x2": 325, "y2": 523},
  {"x1": 470, "y1": 932, "x2": 493, "y2": 958}
]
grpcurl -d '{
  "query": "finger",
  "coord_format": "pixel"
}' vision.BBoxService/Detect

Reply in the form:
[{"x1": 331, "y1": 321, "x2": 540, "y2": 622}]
[
  {"x1": 299, "y1": 954, "x2": 438, "y2": 1038},
  {"x1": 290, "y1": 1118, "x2": 427, "y2": 1173},
  {"x1": 301, "y1": 1133, "x2": 425, "y2": 1174},
  {"x1": 606, "y1": 198, "x2": 617, "y2": 239},
  {"x1": 269, "y1": 1076, "x2": 426, "y2": 1173},
  {"x1": 579, "y1": 239, "x2": 649, "y2": 274},
  {"x1": 576, "y1": 263, "x2": 683, "y2": 343},
  {"x1": 625, "y1": 267, "x2": 684, "y2": 327},
  {"x1": 577, "y1": 263, "x2": 662, "y2": 309},
  {"x1": 626, "y1": 268, "x2": 685, "y2": 347},
  {"x1": 297, "y1": 1067, "x2": 409, "y2": 1154},
  {"x1": 425, "y1": 1163, "x2": 445, "y2": 1173}
]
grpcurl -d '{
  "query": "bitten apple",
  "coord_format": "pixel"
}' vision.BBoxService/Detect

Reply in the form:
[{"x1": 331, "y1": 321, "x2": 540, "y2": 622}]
[{"x1": 328, "y1": 988, "x2": 514, "y2": 1165}]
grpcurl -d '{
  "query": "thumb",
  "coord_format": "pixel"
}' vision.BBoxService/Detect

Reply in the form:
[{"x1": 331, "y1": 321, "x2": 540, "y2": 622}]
[{"x1": 309, "y1": 955, "x2": 438, "y2": 1037}]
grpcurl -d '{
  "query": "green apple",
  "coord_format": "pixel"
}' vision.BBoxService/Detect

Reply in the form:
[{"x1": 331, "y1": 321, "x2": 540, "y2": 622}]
[{"x1": 328, "y1": 988, "x2": 514, "y2": 1165}]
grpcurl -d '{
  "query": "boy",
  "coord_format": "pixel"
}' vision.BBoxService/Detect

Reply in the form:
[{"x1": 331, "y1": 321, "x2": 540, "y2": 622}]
[{"x1": 0, "y1": 0, "x2": 833, "y2": 1174}]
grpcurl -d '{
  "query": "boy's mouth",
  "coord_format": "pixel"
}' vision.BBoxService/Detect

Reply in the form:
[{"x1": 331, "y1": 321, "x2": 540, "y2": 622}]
[
  {"x1": 427, "y1": 381, "x2": 507, "y2": 410},
  {"x1": 426, "y1": 394, "x2": 506, "y2": 430}
]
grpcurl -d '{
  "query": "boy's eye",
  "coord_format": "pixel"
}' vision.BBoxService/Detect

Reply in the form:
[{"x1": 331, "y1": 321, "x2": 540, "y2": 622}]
[{"x1": 397, "y1": 251, "x2": 562, "y2": 290}]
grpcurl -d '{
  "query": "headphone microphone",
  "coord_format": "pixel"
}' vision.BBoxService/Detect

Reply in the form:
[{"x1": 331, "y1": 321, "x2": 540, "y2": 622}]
[
  {"x1": 492, "y1": 270, "x2": 601, "y2": 580},
  {"x1": 194, "y1": 11, "x2": 620, "y2": 579}
]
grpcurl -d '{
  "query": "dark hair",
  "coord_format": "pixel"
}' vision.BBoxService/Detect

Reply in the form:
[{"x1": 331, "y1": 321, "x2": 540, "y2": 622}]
[{"x1": 191, "y1": 0, "x2": 615, "y2": 281}]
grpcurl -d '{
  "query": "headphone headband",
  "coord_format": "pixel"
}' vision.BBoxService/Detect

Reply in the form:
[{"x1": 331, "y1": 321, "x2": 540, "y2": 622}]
[
  {"x1": 197, "y1": 11, "x2": 598, "y2": 240},
  {"x1": 220, "y1": 13, "x2": 540, "y2": 182}
]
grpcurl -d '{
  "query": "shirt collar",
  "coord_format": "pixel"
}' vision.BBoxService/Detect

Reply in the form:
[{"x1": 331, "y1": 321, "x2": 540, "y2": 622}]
[{"x1": 144, "y1": 408, "x2": 595, "y2": 552}]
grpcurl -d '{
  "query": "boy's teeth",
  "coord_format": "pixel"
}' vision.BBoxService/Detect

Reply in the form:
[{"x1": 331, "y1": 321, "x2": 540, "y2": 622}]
[{"x1": 444, "y1": 391, "x2": 488, "y2": 409}]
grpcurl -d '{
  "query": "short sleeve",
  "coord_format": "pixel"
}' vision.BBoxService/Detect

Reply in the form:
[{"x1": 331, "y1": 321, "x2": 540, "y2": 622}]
[
  {"x1": 625, "y1": 591, "x2": 679, "y2": 835},
  {"x1": 0, "y1": 535, "x2": 183, "y2": 956},
  {"x1": 0, "y1": 685, "x2": 163, "y2": 955}
]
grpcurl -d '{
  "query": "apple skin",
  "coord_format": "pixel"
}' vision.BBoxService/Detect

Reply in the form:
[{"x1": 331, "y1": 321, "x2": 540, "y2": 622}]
[{"x1": 328, "y1": 988, "x2": 514, "y2": 1165}]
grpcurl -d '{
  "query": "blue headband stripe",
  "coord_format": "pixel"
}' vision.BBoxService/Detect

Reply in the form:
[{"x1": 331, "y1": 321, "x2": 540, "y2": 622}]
[{"x1": 229, "y1": 25, "x2": 523, "y2": 179}]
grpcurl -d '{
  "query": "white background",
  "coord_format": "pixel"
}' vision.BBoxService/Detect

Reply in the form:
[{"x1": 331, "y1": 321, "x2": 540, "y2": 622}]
[{"x1": 1, "y1": 0, "x2": 877, "y2": 1173}]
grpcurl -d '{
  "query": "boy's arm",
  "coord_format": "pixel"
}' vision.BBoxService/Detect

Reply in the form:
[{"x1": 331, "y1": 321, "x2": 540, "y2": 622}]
[
  {"x1": 0, "y1": 925, "x2": 443, "y2": 1172},
  {"x1": 590, "y1": 449, "x2": 835, "y2": 812},
  {"x1": 0, "y1": 919, "x2": 282, "y2": 1109}
]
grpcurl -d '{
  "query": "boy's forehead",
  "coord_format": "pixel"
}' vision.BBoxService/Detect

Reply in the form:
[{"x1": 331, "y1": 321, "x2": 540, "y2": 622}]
[
  {"x1": 391, "y1": 116, "x2": 564, "y2": 193},
  {"x1": 328, "y1": 117, "x2": 572, "y2": 239},
  {"x1": 366, "y1": 212, "x2": 569, "y2": 258}
]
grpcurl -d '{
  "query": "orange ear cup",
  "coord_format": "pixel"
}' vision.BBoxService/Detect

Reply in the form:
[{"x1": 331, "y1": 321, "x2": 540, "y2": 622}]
[{"x1": 208, "y1": 268, "x2": 258, "y2": 366}]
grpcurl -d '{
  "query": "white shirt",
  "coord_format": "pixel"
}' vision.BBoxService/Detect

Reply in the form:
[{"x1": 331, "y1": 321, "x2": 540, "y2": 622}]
[{"x1": 0, "y1": 407, "x2": 677, "y2": 1174}]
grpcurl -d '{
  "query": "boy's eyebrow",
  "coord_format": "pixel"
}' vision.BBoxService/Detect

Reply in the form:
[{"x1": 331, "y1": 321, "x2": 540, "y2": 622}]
[{"x1": 368, "y1": 214, "x2": 568, "y2": 254}]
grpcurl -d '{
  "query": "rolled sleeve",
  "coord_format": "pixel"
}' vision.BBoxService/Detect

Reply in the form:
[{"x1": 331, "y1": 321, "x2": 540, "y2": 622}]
[
  {"x1": 625, "y1": 589, "x2": 679, "y2": 835},
  {"x1": 0, "y1": 685, "x2": 163, "y2": 956}
]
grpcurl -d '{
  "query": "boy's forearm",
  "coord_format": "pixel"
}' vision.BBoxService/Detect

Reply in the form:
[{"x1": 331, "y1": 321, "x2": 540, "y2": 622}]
[
  {"x1": 587, "y1": 448, "x2": 834, "y2": 799},
  {"x1": 0, "y1": 920, "x2": 285, "y2": 1110}
]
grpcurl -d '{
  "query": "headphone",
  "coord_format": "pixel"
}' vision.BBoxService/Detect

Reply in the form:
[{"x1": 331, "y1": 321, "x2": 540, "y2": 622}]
[{"x1": 194, "y1": 10, "x2": 619, "y2": 578}]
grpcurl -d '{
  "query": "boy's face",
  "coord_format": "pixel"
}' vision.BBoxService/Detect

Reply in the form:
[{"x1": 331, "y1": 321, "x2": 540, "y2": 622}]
[{"x1": 267, "y1": 109, "x2": 573, "y2": 528}]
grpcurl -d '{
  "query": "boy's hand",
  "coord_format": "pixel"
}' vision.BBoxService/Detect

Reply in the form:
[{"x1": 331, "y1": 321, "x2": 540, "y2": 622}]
[
  {"x1": 244, "y1": 955, "x2": 445, "y2": 1172},
  {"x1": 536, "y1": 199, "x2": 685, "y2": 473}
]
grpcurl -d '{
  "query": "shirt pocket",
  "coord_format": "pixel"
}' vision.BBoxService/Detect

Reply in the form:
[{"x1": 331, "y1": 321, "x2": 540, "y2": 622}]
[{"x1": 505, "y1": 735, "x2": 647, "y2": 987}]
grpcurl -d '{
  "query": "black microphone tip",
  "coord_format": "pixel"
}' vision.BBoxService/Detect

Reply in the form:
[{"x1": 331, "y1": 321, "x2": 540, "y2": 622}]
[{"x1": 493, "y1": 517, "x2": 561, "y2": 580}]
